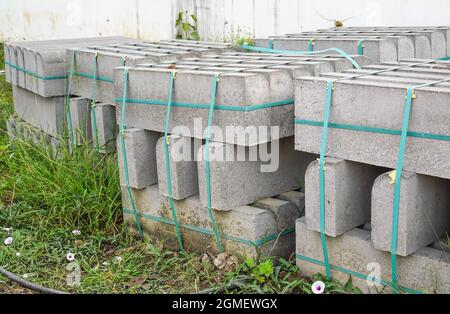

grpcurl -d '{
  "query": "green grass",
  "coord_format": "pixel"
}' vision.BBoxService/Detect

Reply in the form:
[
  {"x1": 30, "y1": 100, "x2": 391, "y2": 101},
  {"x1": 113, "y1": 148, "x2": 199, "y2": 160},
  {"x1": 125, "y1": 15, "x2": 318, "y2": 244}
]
[{"x1": 0, "y1": 42, "x2": 357, "y2": 294}]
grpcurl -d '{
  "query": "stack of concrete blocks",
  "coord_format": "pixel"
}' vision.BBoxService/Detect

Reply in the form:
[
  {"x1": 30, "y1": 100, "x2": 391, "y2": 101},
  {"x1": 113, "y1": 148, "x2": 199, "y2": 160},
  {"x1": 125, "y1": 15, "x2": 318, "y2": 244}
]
[
  {"x1": 256, "y1": 26, "x2": 450, "y2": 64},
  {"x1": 294, "y1": 59, "x2": 450, "y2": 293},
  {"x1": 3, "y1": 36, "x2": 131, "y2": 148},
  {"x1": 116, "y1": 51, "x2": 369, "y2": 257},
  {"x1": 65, "y1": 40, "x2": 232, "y2": 152}
]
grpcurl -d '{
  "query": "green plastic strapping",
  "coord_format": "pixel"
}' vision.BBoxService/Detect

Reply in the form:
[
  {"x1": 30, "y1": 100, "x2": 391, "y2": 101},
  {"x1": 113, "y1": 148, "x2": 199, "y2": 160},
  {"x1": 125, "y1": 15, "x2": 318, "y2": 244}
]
[
  {"x1": 5, "y1": 61, "x2": 67, "y2": 80},
  {"x1": 205, "y1": 74, "x2": 224, "y2": 253},
  {"x1": 308, "y1": 39, "x2": 314, "y2": 52},
  {"x1": 122, "y1": 208, "x2": 294, "y2": 248},
  {"x1": 268, "y1": 39, "x2": 274, "y2": 49},
  {"x1": 90, "y1": 53, "x2": 100, "y2": 153},
  {"x1": 294, "y1": 119, "x2": 450, "y2": 142},
  {"x1": 72, "y1": 71, "x2": 114, "y2": 83},
  {"x1": 65, "y1": 51, "x2": 76, "y2": 147},
  {"x1": 241, "y1": 44, "x2": 362, "y2": 70},
  {"x1": 114, "y1": 98, "x2": 293, "y2": 111},
  {"x1": 295, "y1": 254, "x2": 423, "y2": 294},
  {"x1": 318, "y1": 80, "x2": 333, "y2": 279},
  {"x1": 357, "y1": 39, "x2": 364, "y2": 55},
  {"x1": 119, "y1": 67, "x2": 144, "y2": 239},
  {"x1": 164, "y1": 71, "x2": 184, "y2": 251}
]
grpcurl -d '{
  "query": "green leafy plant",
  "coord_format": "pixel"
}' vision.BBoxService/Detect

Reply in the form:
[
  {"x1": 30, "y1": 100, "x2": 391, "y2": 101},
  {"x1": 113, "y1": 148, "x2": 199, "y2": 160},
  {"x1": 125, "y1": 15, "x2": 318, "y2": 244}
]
[
  {"x1": 234, "y1": 37, "x2": 255, "y2": 47},
  {"x1": 175, "y1": 11, "x2": 200, "y2": 41}
]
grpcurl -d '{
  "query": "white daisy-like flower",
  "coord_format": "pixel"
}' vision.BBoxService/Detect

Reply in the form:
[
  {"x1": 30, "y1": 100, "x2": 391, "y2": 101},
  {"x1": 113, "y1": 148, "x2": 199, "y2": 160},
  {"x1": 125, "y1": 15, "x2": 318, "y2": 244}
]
[
  {"x1": 312, "y1": 280, "x2": 326, "y2": 294},
  {"x1": 72, "y1": 230, "x2": 81, "y2": 236},
  {"x1": 23, "y1": 273, "x2": 29, "y2": 279},
  {"x1": 115, "y1": 256, "x2": 122, "y2": 263},
  {"x1": 4, "y1": 236, "x2": 13, "y2": 245},
  {"x1": 66, "y1": 252, "x2": 75, "y2": 262},
  {"x1": 16, "y1": 252, "x2": 21, "y2": 257}
]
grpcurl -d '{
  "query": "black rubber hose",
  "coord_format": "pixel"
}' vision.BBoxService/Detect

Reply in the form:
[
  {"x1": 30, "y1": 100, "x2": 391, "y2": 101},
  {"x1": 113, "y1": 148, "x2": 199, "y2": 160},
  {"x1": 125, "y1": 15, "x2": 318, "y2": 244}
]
[{"x1": 0, "y1": 267, "x2": 70, "y2": 294}]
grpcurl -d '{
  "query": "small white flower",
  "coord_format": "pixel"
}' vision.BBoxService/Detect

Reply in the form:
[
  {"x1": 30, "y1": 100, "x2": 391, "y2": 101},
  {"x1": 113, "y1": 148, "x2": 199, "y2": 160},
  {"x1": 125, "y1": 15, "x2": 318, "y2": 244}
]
[
  {"x1": 102, "y1": 261, "x2": 109, "y2": 266},
  {"x1": 115, "y1": 256, "x2": 122, "y2": 263},
  {"x1": 23, "y1": 273, "x2": 29, "y2": 279},
  {"x1": 66, "y1": 252, "x2": 75, "y2": 262},
  {"x1": 4, "y1": 236, "x2": 13, "y2": 245},
  {"x1": 72, "y1": 230, "x2": 81, "y2": 236},
  {"x1": 16, "y1": 252, "x2": 21, "y2": 257},
  {"x1": 312, "y1": 280, "x2": 326, "y2": 294}
]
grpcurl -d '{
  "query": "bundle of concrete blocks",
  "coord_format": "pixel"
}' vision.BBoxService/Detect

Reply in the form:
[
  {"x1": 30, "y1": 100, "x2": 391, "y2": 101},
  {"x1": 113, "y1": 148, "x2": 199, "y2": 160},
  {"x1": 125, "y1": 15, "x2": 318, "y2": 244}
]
[
  {"x1": 294, "y1": 59, "x2": 450, "y2": 293},
  {"x1": 117, "y1": 51, "x2": 369, "y2": 257},
  {"x1": 256, "y1": 26, "x2": 449, "y2": 64},
  {"x1": 64, "y1": 39, "x2": 232, "y2": 152},
  {"x1": 3, "y1": 36, "x2": 133, "y2": 149}
]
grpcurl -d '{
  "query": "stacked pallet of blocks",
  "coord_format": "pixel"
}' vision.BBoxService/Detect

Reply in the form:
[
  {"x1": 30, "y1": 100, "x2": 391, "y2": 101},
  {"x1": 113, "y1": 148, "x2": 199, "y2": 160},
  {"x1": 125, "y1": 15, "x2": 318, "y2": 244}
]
[
  {"x1": 256, "y1": 26, "x2": 450, "y2": 63},
  {"x1": 116, "y1": 51, "x2": 368, "y2": 257},
  {"x1": 3, "y1": 36, "x2": 130, "y2": 148},
  {"x1": 64, "y1": 39, "x2": 233, "y2": 152},
  {"x1": 294, "y1": 55, "x2": 450, "y2": 292}
]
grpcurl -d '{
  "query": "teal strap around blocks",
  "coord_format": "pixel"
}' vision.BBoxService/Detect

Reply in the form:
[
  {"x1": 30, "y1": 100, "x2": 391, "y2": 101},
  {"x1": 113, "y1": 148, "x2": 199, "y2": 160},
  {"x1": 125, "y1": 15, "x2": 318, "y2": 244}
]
[
  {"x1": 119, "y1": 67, "x2": 144, "y2": 239},
  {"x1": 72, "y1": 71, "x2": 114, "y2": 83},
  {"x1": 122, "y1": 208, "x2": 294, "y2": 248},
  {"x1": 164, "y1": 71, "x2": 184, "y2": 251},
  {"x1": 308, "y1": 39, "x2": 314, "y2": 52},
  {"x1": 438, "y1": 56, "x2": 450, "y2": 60},
  {"x1": 90, "y1": 53, "x2": 100, "y2": 153},
  {"x1": 294, "y1": 119, "x2": 450, "y2": 142},
  {"x1": 65, "y1": 50, "x2": 76, "y2": 147},
  {"x1": 114, "y1": 98, "x2": 293, "y2": 112},
  {"x1": 318, "y1": 80, "x2": 334, "y2": 279},
  {"x1": 5, "y1": 61, "x2": 67, "y2": 80},
  {"x1": 241, "y1": 44, "x2": 362, "y2": 70},
  {"x1": 205, "y1": 74, "x2": 224, "y2": 253},
  {"x1": 295, "y1": 254, "x2": 423, "y2": 294},
  {"x1": 268, "y1": 39, "x2": 274, "y2": 49},
  {"x1": 357, "y1": 39, "x2": 364, "y2": 55}
]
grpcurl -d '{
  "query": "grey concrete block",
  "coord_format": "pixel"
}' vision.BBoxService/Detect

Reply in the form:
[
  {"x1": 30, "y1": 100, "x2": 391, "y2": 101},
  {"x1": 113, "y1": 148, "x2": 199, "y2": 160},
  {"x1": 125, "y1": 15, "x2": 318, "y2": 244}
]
[
  {"x1": 7, "y1": 115, "x2": 59, "y2": 150},
  {"x1": 253, "y1": 198, "x2": 300, "y2": 230},
  {"x1": 69, "y1": 97, "x2": 92, "y2": 145},
  {"x1": 294, "y1": 76, "x2": 450, "y2": 179},
  {"x1": 92, "y1": 102, "x2": 117, "y2": 153},
  {"x1": 276, "y1": 190, "x2": 306, "y2": 216},
  {"x1": 197, "y1": 137, "x2": 317, "y2": 210},
  {"x1": 305, "y1": 158, "x2": 386, "y2": 237},
  {"x1": 430, "y1": 236, "x2": 450, "y2": 253},
  {"x1": 371, "y1": 171, "x2": 450, "y2": 256},
  {"x1": 117, "y1": 128, "x2": 161, "y2": 189},
  {"x1": 122, "y1": 185, "x2": 296, "y2": 258},
  {"x1": 12, "y1": 85, "x2": 66, "y2": 138},
  {"x1": 156, "y1": 135, "x2": 200, "y2": 200},
  {"x1": 296, "y1": 218, "x2": 450, "y2": 294}
]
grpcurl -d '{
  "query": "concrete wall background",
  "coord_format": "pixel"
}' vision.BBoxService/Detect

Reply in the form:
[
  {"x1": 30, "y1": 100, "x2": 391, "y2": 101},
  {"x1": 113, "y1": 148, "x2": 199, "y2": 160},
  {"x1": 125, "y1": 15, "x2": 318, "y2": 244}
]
[{"x1": 1, "y1": 0, "x2": 449, "y2": 42}]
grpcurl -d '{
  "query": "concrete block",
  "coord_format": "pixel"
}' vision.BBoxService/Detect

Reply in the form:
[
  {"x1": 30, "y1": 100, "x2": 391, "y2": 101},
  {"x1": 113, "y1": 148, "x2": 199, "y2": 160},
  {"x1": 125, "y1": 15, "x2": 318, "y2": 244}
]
[
  {"x1": 296, "y1": 218, "x2": 450, "y2": 294},
  {"x1": 253, "y1": 198, "x2": 300, "y2": 230},
  {"x1": 12, "y1": 85, "x2": 66, "y2": 137},
  {"x1": 305, "y1": 157, "x2": 386, "y2": 237},
  {"x1": 430, "y1": 236, "x2": 450, "y2": 253},
  {"x1": 294, "y1": 76, "x2": 450, "y2": 179},
  {"x1": 69, "y1": 97, "x2": 92, "y2": 145},
  {"x1": 371, "y1": 171, "x2": 450, "y2": 256},
  {"x1": 156, "y1": 135, "x2": 200, "y2": 200},
  {"x1": 122, "y1": 185, "x2": 296, "y2": 258},
  {"x1": 276, "y1": 190, "x2": 306, "y2": 216},
  {"x1": 92, "y1": 102, "x2": 117, "y2": 153},
  {"x1": 7, "y1": 115, "x2": 59, "y2": 150},
  {"x1": 197, "y1": 137, "x2": 317, "y2": 210},
  {"x1": 117, "y1": 128, "x2": 160, "y2": 189}
]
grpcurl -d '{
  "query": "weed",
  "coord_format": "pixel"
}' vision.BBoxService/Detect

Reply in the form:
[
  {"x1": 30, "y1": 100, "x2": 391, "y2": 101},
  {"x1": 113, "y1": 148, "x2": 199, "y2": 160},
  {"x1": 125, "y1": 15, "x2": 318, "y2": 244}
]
[{"x1": 175, "y1": 11, "x2": 200, "y2": 41}]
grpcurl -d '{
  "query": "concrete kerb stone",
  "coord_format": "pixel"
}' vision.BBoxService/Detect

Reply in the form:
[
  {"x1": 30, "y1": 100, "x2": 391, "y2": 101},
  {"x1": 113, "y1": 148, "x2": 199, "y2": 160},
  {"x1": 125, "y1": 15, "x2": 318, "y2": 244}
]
[
  {"x1": 197, "y1": 137, "x2": 317, "y2": 210},
  {"x1": 122, "y1": 184, "x2": 297, "y2": 258},
  {"x1": 305, "y1": 157, "x2": 386, "y2": 237},
  {"x1": 294, "y1": 76, "x2": 450, "y2": 179},
  {"x1": 296, "y1": 217, "x2": 450, "y2": 294},
  {"x1": 156, "y1": 135, "x2": 200, "y2": 200},
  {"x1": 69, "y1": 97, "x2": 92, "y2": 146},
  {"x1": 117, "y1": 127, "x2": 161, "y2": 189},
  {"x1": 91, "y1": 102, "x2": 117, "y2": 153},
  {"x1": 275, "y1": 190, "x2": 306, "y2": 217},
  {"x1": 371, "y1": 170, "x2": 450, "y2": 256},
  {"x1": 12, "y1": 85, "x2": 66, "y2": 138}
]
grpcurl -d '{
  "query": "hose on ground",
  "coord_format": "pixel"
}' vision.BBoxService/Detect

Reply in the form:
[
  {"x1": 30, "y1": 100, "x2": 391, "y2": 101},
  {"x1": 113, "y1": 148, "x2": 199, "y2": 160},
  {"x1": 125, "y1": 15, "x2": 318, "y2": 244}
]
[{"x1": 0, "y1": 266, "x2": 69, "y2": 294}]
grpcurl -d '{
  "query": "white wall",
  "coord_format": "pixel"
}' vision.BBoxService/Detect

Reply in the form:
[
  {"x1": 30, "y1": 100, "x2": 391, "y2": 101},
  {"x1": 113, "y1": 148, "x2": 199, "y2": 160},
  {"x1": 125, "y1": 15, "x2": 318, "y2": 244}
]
[{"x1": 1, "y1": 0, "x2": 449, "y2": 42}]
